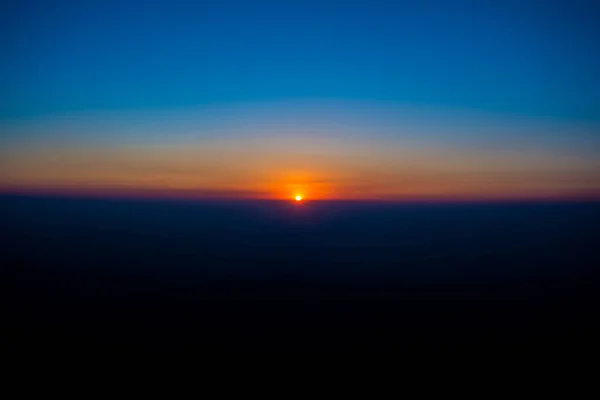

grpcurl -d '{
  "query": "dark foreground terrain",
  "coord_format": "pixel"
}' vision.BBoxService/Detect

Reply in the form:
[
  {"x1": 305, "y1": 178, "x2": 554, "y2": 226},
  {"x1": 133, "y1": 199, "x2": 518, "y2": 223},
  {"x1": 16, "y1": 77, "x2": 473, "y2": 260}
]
[{"x1": 2, "y1": 195, "x2": 599, "y2": 350}]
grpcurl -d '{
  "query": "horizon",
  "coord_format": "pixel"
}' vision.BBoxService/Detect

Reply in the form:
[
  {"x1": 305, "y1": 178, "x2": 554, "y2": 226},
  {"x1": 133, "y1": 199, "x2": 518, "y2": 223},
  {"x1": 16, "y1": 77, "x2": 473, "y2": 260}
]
[{"x1": 2, "y1": 189, "x2": 600, "y2": 205}]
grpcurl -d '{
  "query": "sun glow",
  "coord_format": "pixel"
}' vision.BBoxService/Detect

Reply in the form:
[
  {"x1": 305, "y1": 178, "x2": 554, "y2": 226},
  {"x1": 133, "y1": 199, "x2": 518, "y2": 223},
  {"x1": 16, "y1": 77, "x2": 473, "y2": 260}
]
[{"x1": 295, "y1": 195, "x2": 303, "y2": 201}]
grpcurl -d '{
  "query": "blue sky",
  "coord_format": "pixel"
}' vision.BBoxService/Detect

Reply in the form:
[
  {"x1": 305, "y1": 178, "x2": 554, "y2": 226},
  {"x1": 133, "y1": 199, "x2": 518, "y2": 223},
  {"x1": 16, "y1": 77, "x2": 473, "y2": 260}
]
[
  {"x1": 1, "y1": 0, "x2": 599, "y2": 200},
  {"x1": 2, "y1": 0, "x2": 599, "y2": 122}
]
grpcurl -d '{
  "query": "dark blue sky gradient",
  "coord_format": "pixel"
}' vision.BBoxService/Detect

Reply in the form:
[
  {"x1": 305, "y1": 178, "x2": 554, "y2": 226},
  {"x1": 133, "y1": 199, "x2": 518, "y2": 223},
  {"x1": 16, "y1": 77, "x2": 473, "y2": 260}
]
[{"x1": 2, "y1": 0, "x2": 599, "y2": 121}]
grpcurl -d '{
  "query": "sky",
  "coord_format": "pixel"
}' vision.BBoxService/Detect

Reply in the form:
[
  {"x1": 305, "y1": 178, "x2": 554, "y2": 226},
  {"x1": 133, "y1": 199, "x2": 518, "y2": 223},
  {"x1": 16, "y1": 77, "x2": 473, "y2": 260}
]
[{"x1": 1, "y1": 0, "x2": 599, "y2": 201}]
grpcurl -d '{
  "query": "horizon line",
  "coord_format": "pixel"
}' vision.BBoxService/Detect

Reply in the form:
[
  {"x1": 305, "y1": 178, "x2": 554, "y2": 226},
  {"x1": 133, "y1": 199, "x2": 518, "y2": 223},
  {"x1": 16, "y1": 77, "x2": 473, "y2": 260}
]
[{"x1": 2, "y1": 187, "x2": 599, "y2": 205}]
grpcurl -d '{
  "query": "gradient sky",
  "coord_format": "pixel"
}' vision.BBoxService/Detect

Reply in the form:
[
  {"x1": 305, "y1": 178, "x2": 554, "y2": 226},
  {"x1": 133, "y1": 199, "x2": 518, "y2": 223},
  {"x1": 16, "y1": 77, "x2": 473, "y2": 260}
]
[{"x1": 1, "y1": 0, "x2": 599, "y2": 200}]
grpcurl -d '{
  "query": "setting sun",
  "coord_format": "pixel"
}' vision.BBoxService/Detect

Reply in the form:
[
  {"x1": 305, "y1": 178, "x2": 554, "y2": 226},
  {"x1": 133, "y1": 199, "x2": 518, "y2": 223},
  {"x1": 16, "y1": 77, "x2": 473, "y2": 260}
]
[{"x1": 295, "y1": 195, "x2": 303, "y2": 201}]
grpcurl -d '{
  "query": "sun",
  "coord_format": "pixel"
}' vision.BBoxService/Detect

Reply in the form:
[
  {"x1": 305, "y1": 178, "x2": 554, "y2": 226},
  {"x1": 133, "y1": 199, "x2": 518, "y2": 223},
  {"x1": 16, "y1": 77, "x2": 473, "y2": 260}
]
[{"x1": 295, "y1": 195, "x2": 303, "y2": 202}]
